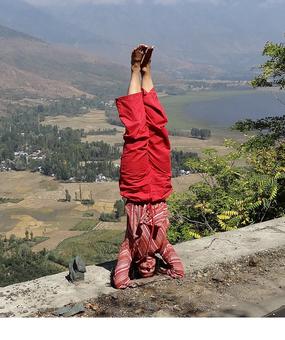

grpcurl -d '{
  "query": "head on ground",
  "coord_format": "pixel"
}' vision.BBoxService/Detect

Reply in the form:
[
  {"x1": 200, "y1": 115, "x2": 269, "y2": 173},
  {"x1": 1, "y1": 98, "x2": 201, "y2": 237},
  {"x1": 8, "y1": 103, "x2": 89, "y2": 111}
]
[{"x1": 137, "y1": 256, "x2": 156, "y2": 278}]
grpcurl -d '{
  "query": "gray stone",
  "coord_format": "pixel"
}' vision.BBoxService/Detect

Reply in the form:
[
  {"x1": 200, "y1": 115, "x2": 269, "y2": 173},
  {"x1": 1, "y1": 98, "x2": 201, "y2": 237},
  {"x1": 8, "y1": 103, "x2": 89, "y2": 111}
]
[
  {"x1": 53, "y1": 305, "x2": 72, "y2": 316},
  {"x1": 53, "y1": 303, "x2": 86, "y2": 317},
  {"x1": 248, "y1": 255, "x2": 259, "y2": 267},
  {"x1": 75, "y1": 256, "x2": 86, "y2": 273},
  {"x1": 68, "y1": 256, "x2": 86, "y2": 282},
  {"x1": 212, "y1": 272, "x2": 226, "y2": 283}
]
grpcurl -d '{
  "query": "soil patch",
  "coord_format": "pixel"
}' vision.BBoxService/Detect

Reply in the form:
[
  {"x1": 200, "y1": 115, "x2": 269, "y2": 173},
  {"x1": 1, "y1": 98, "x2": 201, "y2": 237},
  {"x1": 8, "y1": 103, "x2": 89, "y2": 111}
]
[{"x1": 34, "y1": 247, "x2": 285, "y2": 317}]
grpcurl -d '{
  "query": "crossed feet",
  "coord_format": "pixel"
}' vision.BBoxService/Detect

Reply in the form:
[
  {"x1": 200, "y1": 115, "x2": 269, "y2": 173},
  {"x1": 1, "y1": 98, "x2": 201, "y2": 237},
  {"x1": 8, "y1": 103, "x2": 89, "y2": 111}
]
[
  {"x1": 130, "y1": 44, "x2": 154, "y2": 93},
  {"x1": 131, "y1": 44, "x2": 154, "y2": 74}
]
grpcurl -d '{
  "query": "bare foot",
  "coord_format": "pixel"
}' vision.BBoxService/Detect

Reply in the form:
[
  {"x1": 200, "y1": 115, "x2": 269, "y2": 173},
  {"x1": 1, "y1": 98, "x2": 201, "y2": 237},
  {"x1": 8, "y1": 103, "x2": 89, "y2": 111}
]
[
  {"x1": 141, "y1": 46, "x2": 154, "y2": 74},
  {"x1": 131, "y1": 44, "x2": 148, "y2": 72},
  {"x1": 141, "y1": 46, "x2": 154, "y2": 92},
  {"x1": 127, "y1": 44, "x2": 148, "y2": 95}
]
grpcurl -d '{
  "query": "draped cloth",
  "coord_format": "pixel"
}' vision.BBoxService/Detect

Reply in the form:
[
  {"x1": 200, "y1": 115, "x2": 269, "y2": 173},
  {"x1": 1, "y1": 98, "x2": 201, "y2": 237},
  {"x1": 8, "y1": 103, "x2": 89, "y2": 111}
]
[
  {"x1": 112, "y1": 201, "x2": 185, "y2": 289},
  {"x1": 113, "y1": 87, "x2": 185, "y2": 289},
  {"x1": 115, "y1": 87, "x2": 172, "y2": 203}
]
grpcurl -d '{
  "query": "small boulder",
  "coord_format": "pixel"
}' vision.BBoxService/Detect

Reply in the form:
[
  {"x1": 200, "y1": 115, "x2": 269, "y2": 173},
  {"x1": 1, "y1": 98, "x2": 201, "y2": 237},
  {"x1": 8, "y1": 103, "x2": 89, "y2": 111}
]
[{"x1": 67, "y1": 256, "x2": 86, "y2": 283}]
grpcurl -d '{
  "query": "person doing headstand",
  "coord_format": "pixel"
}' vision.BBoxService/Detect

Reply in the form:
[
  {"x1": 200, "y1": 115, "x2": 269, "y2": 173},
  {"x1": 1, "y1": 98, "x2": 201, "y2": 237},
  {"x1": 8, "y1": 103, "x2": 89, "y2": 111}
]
[{"x1": 112, "y1": 44, "x2": 185, "y2": 289}]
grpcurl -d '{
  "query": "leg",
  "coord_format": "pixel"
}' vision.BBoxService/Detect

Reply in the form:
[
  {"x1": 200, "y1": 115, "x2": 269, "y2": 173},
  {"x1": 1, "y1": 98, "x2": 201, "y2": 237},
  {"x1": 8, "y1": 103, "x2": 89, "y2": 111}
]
[
  {"x1": 115, "y1": 45, "x2": 151, "y2": 202},
  {"x1": 112, "y1": 238, "x2": 132, "y2": 289},
  {"x1": 141, "y1": 57, "x2": 172, "y2": 201},
  {"x1": 145, "y1": 201, "x2": 185, "y2": 278},
  {"x1": 159, "y1": 239, "x2": 185, "y2": 279},
  {"x1": 128, "y1": 46, "x2": 146, "y2": 95}
]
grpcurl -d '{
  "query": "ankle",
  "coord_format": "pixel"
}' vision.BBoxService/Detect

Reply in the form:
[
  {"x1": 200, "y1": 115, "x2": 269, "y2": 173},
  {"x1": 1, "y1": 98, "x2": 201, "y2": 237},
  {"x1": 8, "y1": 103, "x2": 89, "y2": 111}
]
[
  {"x1": 141, "y1": 64, "x2": 151, "y2": 76},
  {"x1": 131, "y1": 62, "x2": 141, "y2": 73}
]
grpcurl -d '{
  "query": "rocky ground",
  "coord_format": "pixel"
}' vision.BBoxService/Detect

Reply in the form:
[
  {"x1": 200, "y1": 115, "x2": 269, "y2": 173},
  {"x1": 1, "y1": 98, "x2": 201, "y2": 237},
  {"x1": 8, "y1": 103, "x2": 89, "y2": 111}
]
[{"x1": 33, "y1": 246, "x2": 285, "y2": 318}]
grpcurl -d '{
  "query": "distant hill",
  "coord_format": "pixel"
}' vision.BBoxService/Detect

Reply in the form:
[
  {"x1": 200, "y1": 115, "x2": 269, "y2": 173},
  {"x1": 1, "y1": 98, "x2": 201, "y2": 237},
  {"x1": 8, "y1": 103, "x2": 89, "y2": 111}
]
[
  {"x1": 0, "y1": 0, "x2": 101, "y2": 44},
  {"x1": 2, "y1": 0, "x2": 285, "y2": 79},
  {"x1": 0, "y1": 24, "x2": 129, "y2": 103},
  {"x1": 0, "y1": 23, "x2": 41, "y2": 41},
  {"x1": 45, "y1": 0, "x2": 284, "y2": 79}
]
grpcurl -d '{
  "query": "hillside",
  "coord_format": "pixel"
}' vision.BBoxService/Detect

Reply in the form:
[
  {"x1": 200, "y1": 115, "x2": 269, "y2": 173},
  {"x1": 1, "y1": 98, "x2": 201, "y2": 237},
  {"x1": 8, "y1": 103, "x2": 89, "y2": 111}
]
[
  {"x1": 0, "y1": 24, "x2": 129, "y2": 105},
  {"x1": 3, "y1": 0, "x2": 285, "y2": 79},
  {"x1": 0, "y1": 60, "x2": 85, "y2": 99},
  {"x1": 0, "y1": 0, "x2": 100, "y2": 44},
  {"x1": 45, "y1": 0, "x2": 285, "y2": 78}
]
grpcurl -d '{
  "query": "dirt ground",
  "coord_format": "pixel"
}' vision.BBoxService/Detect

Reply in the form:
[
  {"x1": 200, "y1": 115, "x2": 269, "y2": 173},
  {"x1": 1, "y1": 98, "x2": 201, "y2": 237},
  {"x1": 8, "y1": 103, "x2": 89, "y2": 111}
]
[{"x1": 33, "y1": 247, "x2": 285, "y2": 318}]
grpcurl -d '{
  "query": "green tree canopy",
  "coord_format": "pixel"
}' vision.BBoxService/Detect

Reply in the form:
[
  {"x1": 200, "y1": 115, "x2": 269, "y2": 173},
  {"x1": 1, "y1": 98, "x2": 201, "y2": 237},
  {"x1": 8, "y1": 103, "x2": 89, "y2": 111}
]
[
  {"x1": 232, "y1": 38, "x2": 285, "y2": 146},
  {"x1": 251, "y1": 41, "x2": 285, "y2": 89}
]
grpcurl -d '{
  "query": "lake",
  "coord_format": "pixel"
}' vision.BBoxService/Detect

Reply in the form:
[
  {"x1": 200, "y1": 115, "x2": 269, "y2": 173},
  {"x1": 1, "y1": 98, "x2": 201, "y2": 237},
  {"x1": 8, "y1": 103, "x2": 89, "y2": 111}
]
[{"x1": 184, "y1": 89, "x2": 285, "y2": 128}]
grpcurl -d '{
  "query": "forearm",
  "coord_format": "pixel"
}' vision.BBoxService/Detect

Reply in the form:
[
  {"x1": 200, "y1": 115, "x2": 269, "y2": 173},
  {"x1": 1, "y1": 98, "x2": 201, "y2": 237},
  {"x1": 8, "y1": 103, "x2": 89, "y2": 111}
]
[
  {"x1": 113, "y1": 239, "x2": 133, "y2": 289},
  {"x1": 159, "y1": 241, "x2": 185, "y2": 279}
]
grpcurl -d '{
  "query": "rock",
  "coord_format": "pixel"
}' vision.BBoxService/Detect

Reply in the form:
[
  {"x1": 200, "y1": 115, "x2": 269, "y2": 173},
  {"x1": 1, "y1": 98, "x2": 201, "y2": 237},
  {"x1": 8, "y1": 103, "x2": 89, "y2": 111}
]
[
  {"x1": 53, "y1": 305, "x2": 72, "y2": 316},
  {"x1": 212, "y1": 272, "x2": 226, "y2": 283},
  {"x1": 135, "y1": 308, "x2": 143, "y2": 314},
  {"x1": 152, "y1": 309, "x2": 174, "y2": 317},
  {"x1": 248, "y1": 256, "x2": 259, "y2": 267},
  {"x1": 75, "y1": 256, "x2": 86, "y2": 273},
  {"x1": 172, "y1": 305, "x2": 182, "y2": 312},
  {"x1": 0, "y1": 312, "x2": 15, "y2": 317},
  {"x1": 53, "y1": 303, "x2": 86, "y2": 317},
  {"x1": 67, "y1": 256, "x2": 86, "y2": 283},
  {"x1": 85, "y1": 303, "x2": 98, "y2": 311}
]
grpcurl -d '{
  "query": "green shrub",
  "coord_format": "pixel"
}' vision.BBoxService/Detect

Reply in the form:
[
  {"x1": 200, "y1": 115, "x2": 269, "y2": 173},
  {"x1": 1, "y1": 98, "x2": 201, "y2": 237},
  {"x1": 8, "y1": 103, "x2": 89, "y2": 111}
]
[
  {"x1": 168, "y1": 141, "x2": 285, "y2": 244},
  {"x1": 99, "y1": 212, "x2": 119, "y2": 222}
]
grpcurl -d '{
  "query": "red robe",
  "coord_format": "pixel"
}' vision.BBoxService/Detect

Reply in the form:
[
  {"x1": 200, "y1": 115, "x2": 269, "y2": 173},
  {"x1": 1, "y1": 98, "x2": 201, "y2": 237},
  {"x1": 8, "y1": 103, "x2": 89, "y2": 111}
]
[
  {"x1": 115, "y1": 87, "x2": 172, "y2": 203},
  {"x1": 113, "y1": 87, "x2": 184, "y2": 289}
]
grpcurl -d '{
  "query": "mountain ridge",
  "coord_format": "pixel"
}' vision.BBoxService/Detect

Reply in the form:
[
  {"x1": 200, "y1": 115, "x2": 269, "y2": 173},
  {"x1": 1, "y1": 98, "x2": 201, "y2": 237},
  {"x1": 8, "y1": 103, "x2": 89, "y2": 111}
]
[
  {"x1": 0, "y1": 23, "x2": 130, "y2": 107},
  {"x1": 3, "y1": 0, "x2": 284, "y2": 79}
]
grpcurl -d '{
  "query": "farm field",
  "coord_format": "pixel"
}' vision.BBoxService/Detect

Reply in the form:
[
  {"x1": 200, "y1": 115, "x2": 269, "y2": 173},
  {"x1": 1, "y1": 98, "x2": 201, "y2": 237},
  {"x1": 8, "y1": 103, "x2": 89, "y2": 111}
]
[
  {"x1": 42, "y1": 109, "x2": 124, "y2": 134},
  {"x1": 0, "y1": 170, "x2": 202, "y2": 252},
  {"x1": 42, "y1": 102, "x2": 245, "y2": 156}
]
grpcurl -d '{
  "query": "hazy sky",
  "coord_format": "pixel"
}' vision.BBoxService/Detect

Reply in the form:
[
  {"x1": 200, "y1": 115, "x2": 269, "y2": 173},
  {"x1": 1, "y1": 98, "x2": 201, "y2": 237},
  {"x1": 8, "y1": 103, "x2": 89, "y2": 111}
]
[{"x1": 23, "y1": 0, "x2": 285, "y2": 7}]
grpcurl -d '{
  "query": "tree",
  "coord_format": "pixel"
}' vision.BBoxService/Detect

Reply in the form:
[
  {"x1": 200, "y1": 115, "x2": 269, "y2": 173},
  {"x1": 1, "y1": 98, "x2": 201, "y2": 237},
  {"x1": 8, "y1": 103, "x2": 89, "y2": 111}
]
[
  {"x1": 231, "y1": 38, "x2": 285, "y2": 158},
  {"x1": 114, "y1": 199, "x2": 125, "y2": 219},
  {"x1": 232, "y1": 39, "x2": 285, "y2": 145},
  {"x1": 65, "y1": 189, "x2": 71, "y2": 202},
  {"x1": 251, "y1": 41, "x2": 285, "y2": 89}
]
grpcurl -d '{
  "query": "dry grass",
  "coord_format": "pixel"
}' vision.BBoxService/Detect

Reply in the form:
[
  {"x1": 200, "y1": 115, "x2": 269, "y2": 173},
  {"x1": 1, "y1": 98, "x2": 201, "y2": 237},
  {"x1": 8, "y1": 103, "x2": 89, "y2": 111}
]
[
  {"x1": 0, "y1": 171, "x2": 122, "y2": 249},
  {"x1": 32, "y1": 230, "x2": 85, "y2": 252},
  {"x1": 43, "y1": 109, "x2": 124, "y2": 133}
]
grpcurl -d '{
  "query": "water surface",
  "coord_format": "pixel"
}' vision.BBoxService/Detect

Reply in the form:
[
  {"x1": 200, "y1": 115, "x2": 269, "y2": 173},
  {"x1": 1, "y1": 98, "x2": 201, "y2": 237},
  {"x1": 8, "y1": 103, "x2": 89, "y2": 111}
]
[{"x1": 185, "y1": 90, "x2": 285, "y2": 128}]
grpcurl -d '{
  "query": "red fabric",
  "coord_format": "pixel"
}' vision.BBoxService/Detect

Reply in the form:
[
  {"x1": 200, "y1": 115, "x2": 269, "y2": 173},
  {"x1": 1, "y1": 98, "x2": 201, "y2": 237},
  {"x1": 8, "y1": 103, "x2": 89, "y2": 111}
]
[
  {"x1": 115, "y1": 88, "x2": 172, "y2": 203},
  {"x1": 113, "y1": 201, "x2": 185, "y2": 289},
  {"x1": 113, "y1": 88, "x2": 184, "y2": 289}
]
